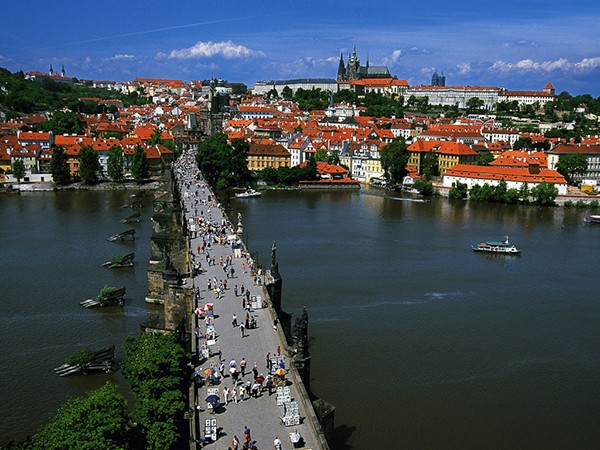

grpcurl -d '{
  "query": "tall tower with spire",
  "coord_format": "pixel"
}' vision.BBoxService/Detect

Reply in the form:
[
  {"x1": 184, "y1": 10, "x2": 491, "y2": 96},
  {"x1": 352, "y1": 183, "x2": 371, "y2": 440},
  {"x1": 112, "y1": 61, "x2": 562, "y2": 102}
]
[
  {"x1": 347, "y1": 45, "x2": 360, "y2": 81},
  {"x1": 337, "y1": 52, "x2": 347, "y2": 82},
  {"x1": 49, "y1": 64, "x2": 54, "y2": 76}
]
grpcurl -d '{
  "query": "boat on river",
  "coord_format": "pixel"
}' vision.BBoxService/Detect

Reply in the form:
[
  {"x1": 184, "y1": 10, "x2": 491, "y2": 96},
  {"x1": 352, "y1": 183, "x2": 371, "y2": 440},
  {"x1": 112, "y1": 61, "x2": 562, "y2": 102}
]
[
  {"x1": 472, "y1": 236, "x2": 521, "y2": 255},
  {"x1": 584, "y1": 215, "x2": 600, "y2": 223},
  {"x1": 235, "y1": 188, "x2": 261, "y2": 198}
]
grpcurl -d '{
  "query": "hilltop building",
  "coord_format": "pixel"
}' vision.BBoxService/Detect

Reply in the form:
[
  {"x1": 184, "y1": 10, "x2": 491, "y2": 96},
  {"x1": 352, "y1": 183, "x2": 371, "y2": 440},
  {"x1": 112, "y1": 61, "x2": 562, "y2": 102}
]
[
  {"x1": 25, "y1": 65, "x2": 72, "y2": 84},
  {"x1": 431, "y1": 71, "x2": 446, "y2": 86},
  {"x1": 337, "y1": 45, "x2": 391, "y2": 82}
]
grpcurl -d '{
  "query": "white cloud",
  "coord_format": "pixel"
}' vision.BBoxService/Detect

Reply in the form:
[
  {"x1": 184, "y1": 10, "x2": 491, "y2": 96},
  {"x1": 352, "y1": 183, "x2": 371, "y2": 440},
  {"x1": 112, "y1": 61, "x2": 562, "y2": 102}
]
[
  {"x1": 390, "y1": 49, "x2": 403, "y2": 62},
  {"x1": 81, "y1": 56, "x2": 92, "y2": 69},
  {"x1": 382, "y1": 49, "x2": 403, "y2": 66},
  {"x1": 166, "y1": 40, "x2": 265, "y2": 59},
  {"x1": 502, "y1": 40, "x2": 538, "y2": 48},
  {"x1": 574, "y1": 57, "x2": 600, "y2": 72},
  {"x1": 113, "y1": 54, "x2": 135, "y2": 60},
  {"x1": 275, "y1": 56, "x2": 338, "y2": 77},
  {"x1": 489, "y1": 56, "x2": 600, "y2": 74},
  {"x1": 456, "y1": 63, "x2": 472, "y2": 74},
  {"x1": 407, "y1": 47, "x2": 431, "y2": 55}
]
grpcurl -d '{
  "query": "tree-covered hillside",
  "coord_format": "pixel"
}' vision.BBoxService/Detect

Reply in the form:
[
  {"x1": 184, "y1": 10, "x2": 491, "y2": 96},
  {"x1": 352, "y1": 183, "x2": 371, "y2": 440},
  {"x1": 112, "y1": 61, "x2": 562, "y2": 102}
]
[{"x1": 0, "y1": 67, "x2": 147, "y2": 117}]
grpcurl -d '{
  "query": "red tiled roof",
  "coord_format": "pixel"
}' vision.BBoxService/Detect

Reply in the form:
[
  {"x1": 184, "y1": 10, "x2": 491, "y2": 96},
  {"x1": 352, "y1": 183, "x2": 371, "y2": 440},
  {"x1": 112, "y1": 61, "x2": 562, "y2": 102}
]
[
  {"x1": 248, "y1": 142, "x2": 290, "y2": 157},
  {"x1": 551, "y1": 143, "x2": 600, "y2": 154},
  {"x1": 445, "y1": 164, "x2": 566, "y2": 184}
]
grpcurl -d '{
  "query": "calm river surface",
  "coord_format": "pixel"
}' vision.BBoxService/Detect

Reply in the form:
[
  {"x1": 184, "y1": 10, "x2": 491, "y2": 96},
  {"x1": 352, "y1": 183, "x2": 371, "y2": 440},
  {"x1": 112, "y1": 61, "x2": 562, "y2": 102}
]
[
  {"x1": 0, "y1": 189, "x2": 155, "y2": 445},
  {"x1": 233, "y1": 186, "x2": 600, "y2": 450},
  {"x1": 2, "y1": 186, "x2": 600, "y2": 449}
]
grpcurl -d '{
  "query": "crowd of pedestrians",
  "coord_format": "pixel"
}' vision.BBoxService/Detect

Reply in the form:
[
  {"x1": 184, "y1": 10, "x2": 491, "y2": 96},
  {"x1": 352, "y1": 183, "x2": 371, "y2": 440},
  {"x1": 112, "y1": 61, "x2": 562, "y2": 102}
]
[{"x1": 174, "y1": 150, "x2": 295, "y2": 449}]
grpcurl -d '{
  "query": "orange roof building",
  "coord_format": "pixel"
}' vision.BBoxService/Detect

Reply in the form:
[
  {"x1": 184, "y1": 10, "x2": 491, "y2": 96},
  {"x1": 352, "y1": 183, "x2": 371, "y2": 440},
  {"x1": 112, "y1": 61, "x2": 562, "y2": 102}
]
[
  {"x1": 443, "y1": 164, "x2": 567, "y2": 195},
  {"x1": 246, "y1": 142, "x2": 291, "y2": 171}
]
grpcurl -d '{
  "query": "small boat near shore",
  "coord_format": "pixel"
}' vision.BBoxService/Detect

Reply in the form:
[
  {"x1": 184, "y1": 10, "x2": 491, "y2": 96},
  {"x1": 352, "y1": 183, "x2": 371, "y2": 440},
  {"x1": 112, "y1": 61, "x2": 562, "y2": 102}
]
[
  {"x1": 472, "y1": 236, "x2": 521, "y2": 255},
  {"x1": 584, "y1": 215, "x2": 600, "y2": 223},
  {"x1": 235, "y1": 188, "x2": 261, "y2": 198}
]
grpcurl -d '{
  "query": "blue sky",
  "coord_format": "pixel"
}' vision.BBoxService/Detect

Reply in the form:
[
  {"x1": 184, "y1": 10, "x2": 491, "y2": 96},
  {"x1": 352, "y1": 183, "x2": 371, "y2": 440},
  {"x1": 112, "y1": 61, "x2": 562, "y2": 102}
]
[{"x1": 2, "y1": 0, "x2": 600, "y2": 96}]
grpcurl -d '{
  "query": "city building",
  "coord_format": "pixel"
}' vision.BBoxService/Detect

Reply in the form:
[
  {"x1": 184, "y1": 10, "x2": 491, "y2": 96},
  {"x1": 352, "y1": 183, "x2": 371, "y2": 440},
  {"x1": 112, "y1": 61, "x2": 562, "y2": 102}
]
[
  {"x1": 547, "y1": 143, "x2": 600, "y2": 183},
  {"x1": 406, "y1": 85, "x2": 502, "y2": 110},
  {"x1": 498, "y1": 83, "x2": 556, "y2": 107},
  {"x1": 246, "y1": 142, "x2": 291, "y2": 171},
  {"x1": 443, "y1": 164, "x2": 568, "y2": 195},
  {"x1": 253, "y1": 79, "x2": 338, "y2": 96}
]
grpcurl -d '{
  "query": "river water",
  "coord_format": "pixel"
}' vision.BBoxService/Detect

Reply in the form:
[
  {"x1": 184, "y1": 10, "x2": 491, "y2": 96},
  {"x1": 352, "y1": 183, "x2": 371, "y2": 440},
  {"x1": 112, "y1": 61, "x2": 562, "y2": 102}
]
[
  {"x1": 233, "y1": 187, "x2": 600, "y2": 450},
  {"x1": 1, "y1": 187, "x2": 600, "y2": 449},
  {"x1": 0, "y1": 189, "x2": 155, "y2": 445}
]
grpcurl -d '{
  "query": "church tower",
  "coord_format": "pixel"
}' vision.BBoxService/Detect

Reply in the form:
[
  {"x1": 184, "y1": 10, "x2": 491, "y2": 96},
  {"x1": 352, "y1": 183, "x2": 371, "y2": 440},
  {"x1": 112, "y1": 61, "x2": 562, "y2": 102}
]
[
  {"x1": 337, "y1": 52, "x2": 347, "y2": 82},
  {"x1": 49, "y1": 64, "x2": 54, "y2": 76},
  {"x1": 347, "y1": 45, "x2": 360, "y2": 81}
]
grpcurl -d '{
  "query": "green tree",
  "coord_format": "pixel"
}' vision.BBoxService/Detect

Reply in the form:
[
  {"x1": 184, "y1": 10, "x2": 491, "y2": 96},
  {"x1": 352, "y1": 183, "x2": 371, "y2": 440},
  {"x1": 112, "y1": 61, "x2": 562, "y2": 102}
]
[
  {"x1": 78, "y1": 145, "x2": 101, "y2": 184},
  {"x1": 469, "y1": 183, "x2": 494, "y2": 202},
  {"x1": 518, "y1": 182, "x2": 530, "y2": 204},
  {"x1": 107, "y1": 145, "x2": 124, "y2": 182},
  {"x1": 50, "y1": 146, "x2": 70, "y2": 185},
  {"x1": 477, "y1": 151, "x2": 495, "y2": 166},
  {"x1": 260, "y1": 167, "x2": 279, "y2": 184},
  {"x1": 293, "y1": 88, "x2": 329, "y2": 111},
  {"x1": 556, "y1": 153, "x2": 588, "y2": 184},
  {"x1": 327, "y1": 151, "x2": 341, "y2": 166},
  {"x1": 413, "y1": 178, "x2": 437, "y2": 196},
  {"x1": 266, "y1": 87, "x2": 279, "y2": 99},
  {"x1": 35, "y1": 111, "x2": 82, "y2": 135},
  {"x1": 421, "y1": 150, "x2": 439, "y2": 179},
  {"x1": 417, "y1": 96, "x2": 429, "y2": 113},
  {"x1": 195, "y1": 134, "x2": 250, "y2": 190},
  {"x1": 227, "y1": 138, "x2": 252, "y2": 188},
  {"x1": 466, "y1": 97, "x2": 484, "y2": 114},
  {"x1": 492, "y1": 179, "x2": 508, "y2": 203},
  {"x1": 300, "y1": 155, "x2": 318, "y2": 181},
  {"x1": 11, "y1": 159, "x2": 25, "y2": 183},
  {"x1": 513, "y1": 137, "x2": 533, "y2": 150},
  {"x1": 281, "y1": 86, "x2": 293, "y2": 101},
  {"x1": 449, "y1": 181, "x2": 468, "y2": 199},
  {"x1": 505, "y1": 188, "x2": 520, "y2": 204},
  {"x1": 132, "y1": 144, "x2": 150, "y2": 183},
  {"x1": 314, "y1": 148, "x2": 329, "y2": 162},
  {"x1": 149, "y1": 127, "x2": 162, "y2": 146},
  {"x1": 196, "y1": 133, "x2": 230, "y2": 189},
  {"x1": 531, "y1": 182, "x2": 558, "y2": 206},
  {"x1": 380, "y1": 137, "x2": 409, "y2": 184},
  {"x1": 29, "y1": 382, "x2": 129, "y2": 449},
  {"x1": 122, "y1": 333, "x2": 187, "y2": 450}
]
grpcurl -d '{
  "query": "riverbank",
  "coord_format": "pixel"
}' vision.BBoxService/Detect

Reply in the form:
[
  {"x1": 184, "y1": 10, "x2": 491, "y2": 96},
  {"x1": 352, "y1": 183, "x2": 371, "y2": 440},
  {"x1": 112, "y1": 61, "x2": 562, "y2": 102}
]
[{"x1": 10, "y1": 180, "x2": 160, "y2": 192}]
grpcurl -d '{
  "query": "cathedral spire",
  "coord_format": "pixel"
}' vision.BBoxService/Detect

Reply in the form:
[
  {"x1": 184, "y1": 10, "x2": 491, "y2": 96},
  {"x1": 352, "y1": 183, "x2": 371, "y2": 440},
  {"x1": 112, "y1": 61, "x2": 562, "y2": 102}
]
[{"x1": 337, "y1": 52, "x2": 346, "y2": 82}]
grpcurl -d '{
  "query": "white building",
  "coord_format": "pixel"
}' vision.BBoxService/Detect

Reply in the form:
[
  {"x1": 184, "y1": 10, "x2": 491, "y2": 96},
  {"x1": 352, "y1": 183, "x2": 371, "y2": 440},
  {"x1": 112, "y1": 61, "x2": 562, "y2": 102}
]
[
  {"x1": 406, "y1": 85, "x2": 501, "y2": 110},
  {"x1": 253, "y1": 78, "x2": 338, "y2": 96}
]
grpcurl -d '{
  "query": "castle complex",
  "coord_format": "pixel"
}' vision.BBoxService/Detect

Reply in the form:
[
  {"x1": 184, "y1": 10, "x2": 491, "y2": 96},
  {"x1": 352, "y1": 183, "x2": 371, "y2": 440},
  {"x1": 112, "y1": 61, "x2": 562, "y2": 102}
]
[{"x1": 337, "y1": 45, "x2": 391, "y2": 82}]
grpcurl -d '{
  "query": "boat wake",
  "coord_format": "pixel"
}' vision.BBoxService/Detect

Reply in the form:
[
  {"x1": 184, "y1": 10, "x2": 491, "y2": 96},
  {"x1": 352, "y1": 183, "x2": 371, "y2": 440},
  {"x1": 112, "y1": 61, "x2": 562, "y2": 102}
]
[
  {"x1": 311, "y1": 292, "x2": 469, "y2": 317},
  {"x1": 386, "y1": 197, "x2": 429, "y2": 203}
]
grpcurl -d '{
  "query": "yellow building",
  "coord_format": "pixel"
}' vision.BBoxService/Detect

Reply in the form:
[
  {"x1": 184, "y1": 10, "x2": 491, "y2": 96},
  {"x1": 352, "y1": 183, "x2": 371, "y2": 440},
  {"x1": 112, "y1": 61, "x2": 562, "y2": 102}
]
[
  {"x1": 407, "y1": 139, "x2": 477, "y2": 176},
  {"x1": 436, "y1": 141, "x2": 477, "y2": 176},
  {"x1": 247, "y1": 142, "x2": 291, "y2": 171}
]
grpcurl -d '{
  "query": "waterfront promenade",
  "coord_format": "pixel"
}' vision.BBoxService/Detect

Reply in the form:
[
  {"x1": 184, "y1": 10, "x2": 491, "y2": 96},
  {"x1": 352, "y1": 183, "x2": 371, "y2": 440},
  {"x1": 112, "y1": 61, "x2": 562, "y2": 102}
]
[{"x1": 175, "y1": 152, "x2": 326, "y2": 450}]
